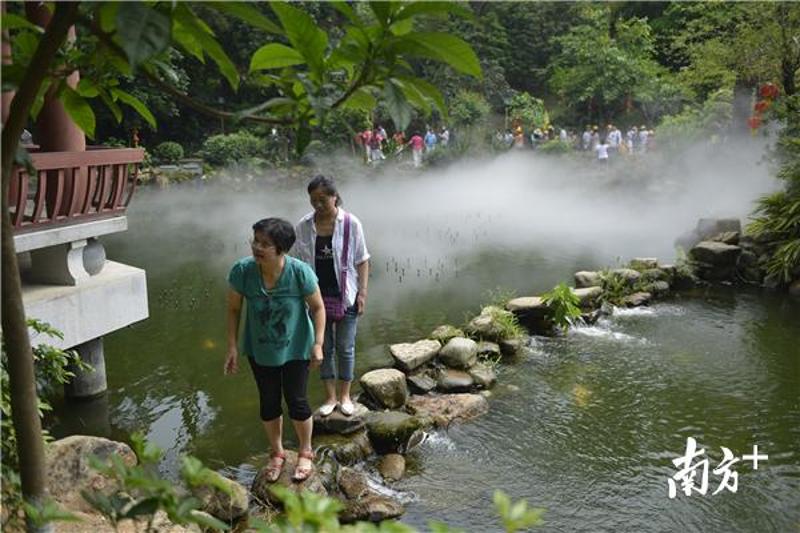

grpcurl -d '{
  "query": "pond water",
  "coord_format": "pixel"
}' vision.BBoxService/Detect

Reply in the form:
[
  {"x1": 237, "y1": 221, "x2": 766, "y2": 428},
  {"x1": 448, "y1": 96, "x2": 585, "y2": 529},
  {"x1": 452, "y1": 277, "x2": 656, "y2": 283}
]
[{"x1": 50, "y1": 150, "x2": 799, "y2": 531}]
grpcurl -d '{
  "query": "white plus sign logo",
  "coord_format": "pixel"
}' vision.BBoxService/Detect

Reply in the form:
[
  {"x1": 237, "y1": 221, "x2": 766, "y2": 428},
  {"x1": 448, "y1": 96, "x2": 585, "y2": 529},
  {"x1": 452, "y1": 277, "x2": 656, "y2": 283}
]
[{"x1": 742, "y1": 445, "x2": 768, "y2": 469}]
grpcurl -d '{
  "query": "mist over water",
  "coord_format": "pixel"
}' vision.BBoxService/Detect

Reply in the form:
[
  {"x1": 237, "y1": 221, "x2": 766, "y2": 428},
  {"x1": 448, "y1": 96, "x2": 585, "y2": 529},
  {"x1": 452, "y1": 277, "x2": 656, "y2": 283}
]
[{"x1": 128, "y1": 135, "x2": 777, "y2": 282}]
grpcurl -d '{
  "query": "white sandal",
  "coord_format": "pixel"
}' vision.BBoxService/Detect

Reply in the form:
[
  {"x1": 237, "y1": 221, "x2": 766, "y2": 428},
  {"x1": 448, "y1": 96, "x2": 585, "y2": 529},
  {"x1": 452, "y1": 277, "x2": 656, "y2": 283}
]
[
  {"x1": 339, "y1": 400, "x2": 355, "y2": 417},
  {"x1": 319, "y1": 402, "x2": 337, "y2": 417}
]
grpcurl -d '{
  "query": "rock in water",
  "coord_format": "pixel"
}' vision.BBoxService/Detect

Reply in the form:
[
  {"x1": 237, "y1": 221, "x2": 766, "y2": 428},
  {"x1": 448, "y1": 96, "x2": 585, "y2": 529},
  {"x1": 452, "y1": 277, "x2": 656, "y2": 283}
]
[
  {"x1": 438, "y1": 337, "x2": 478, "y2": 369},
  {"x1": 574, "y1": 271, "x2": 602, "y2": 288},
  {"x1": 251, "y1": 450, "x2": 327, "y2": 505},
  {"x1": 437, "y1": 369, "x2": 475, "y2": 392},
  {"x1": 365, "y1": 411, "x2": 422, "y2": 454},
  {"x1": 405, "y1": 394, "x2": 489, "y2": 428},
  {"x1": 389, "y1": 339, "x2": 440, "y2": 372},
  {"x1": 194, "y1": 471, "x2": 249, "y2": 521},
  {"x1": 378, "y1": 454, "x2": 406, "y2": 482},
  {"x1": 313, "y1": 402, "x2": 369, "y2": 434},
  {"x1": 359, "y1": 369, "x2": 409, "y2": 409}
]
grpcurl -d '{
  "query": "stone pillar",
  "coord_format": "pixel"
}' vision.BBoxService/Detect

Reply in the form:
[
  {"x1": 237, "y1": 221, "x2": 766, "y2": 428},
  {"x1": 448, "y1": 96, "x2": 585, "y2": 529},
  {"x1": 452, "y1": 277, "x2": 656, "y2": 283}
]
[
  {"x1": 64, "y1": 337, "x2": 107, "y2": 399},
  {"x1": 28, "y1": 240, "x2": 90, "y2": 285}
]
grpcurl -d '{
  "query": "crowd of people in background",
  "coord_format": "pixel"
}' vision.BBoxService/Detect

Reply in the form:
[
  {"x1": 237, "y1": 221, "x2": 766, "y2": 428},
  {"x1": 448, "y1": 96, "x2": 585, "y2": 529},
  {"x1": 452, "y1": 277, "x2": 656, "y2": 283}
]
[
  {"x1": 355, "y1": 125, "x2": 451, "y2": 168},
  {"x1": 497, "y1": 123, "x2": 656, "y2": 163},
  {"x1": 355, "y1": 121, "x2": 656, "y2": 169}
]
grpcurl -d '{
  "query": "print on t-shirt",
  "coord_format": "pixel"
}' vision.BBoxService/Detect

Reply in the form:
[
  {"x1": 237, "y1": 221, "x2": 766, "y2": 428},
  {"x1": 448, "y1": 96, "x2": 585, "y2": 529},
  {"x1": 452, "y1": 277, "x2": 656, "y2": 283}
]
[{"x1": 256, "y1": 296, "x2": 290, "y2": 348}]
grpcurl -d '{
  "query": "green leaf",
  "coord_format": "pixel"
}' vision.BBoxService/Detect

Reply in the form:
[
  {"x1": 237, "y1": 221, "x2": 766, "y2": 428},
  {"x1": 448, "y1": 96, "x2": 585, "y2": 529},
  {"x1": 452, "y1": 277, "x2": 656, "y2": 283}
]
[
  {"x1": 98, "y1": 3, "x2": 120, "y2": 33},
  {"x1": 1, "y1": 12, "x2": 43, "y2": 32},
  {"x1": 331, "y1": 2, "x2": 363, "y2": 27},
  {"x1": 341, "y1": 86, "x2": 378, "y2": 112},
  {"x1": 235, "y1": 97, "x2": 296, "y2": 121},
  {"x1": 295, "y1": 125, "x2": 312, "y2": 156},
  {"x1": 30, "y1": 79, "x2": 51, "y2": 120},
  {"x1": 270, "y1": 2, "x2": 328, "y2": 82},
  {"x1": 397, "y1": 76, "x2": 446, "y2": 117},
  {"x1": 383, "y1": 80, "x2": 413, "y2": 132},
  {"x1": 390, "y1": 17, "x2": 414, "y2": 36},
  {"x1": 397, "y1": 32, "x2": 482, "y2": 78},
  {"x1": 172, "y1": 17, "x2": 205, "y2": 62},
  {"x1": 393, "y1": 77, "x2": 430, "y2": 116},
  {"x1": 76, "y1": 78, "x2": 99, "y2": 98},
  {"x1": 189, "y1": 509, "x2": 230, "y2": 531},
  {"x1": 207, "y1": 2, "x2": 282, "y2": 35},
  {"x1": 61, "y1": 86, "x2": 96, "y2": 139},
  {"x1": 369, "y1": 2, "x2": 394, "y2": 27},
  {"x1": 250, "y1": 43, "x2": 306, "y2": 72},
  {"x1": 110, "y1": 88, "x2": 157, "y2": 130},
  {"x1": 122, "y1": 497, "x2": 160, "y2": 520},
  {"x1": 173, "y1": 4, "x2": 239, "y2": 90},
  {"x1": 115, "y1": 3, "x2": 171, "y2": 67},
  {"x1": 99, "y1": 89, "x2": 122, "y2": 123}
]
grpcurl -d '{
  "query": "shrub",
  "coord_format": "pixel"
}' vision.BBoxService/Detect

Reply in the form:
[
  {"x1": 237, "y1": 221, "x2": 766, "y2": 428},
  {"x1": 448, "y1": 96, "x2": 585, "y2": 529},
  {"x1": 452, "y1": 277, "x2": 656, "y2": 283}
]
[
  {"x1": 201, "y1": 131, "x2": 267, "y2": 166},
  {"x1": 449, "y1": 90, "x2": 491, "y2": 129},
  {"x1": 152, "y1": 141, "x2": 184, "y2": 164},
  {"x1": 537, "y1": 140, "x2": 573, "y2": 155}
]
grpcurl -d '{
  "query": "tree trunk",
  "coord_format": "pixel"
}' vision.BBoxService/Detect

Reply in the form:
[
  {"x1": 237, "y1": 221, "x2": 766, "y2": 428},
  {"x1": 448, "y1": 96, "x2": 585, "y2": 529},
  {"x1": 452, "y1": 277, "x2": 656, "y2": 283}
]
[{"x1": 1, "y1": 3, "x2": 78, "y2": 530}]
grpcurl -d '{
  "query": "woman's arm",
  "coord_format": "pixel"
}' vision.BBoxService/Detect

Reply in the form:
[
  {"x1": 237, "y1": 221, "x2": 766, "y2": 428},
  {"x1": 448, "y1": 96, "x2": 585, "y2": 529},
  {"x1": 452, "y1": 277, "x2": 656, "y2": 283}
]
[
  {"x1": 305, "y1": 288, "x2": 326, "y2": 368},
  {"x1": 225, "y1": 289, "x2": 243, "y2": 375},
  {"x1": 356, "y1": 260, "x2": 369, "y2": 315}
]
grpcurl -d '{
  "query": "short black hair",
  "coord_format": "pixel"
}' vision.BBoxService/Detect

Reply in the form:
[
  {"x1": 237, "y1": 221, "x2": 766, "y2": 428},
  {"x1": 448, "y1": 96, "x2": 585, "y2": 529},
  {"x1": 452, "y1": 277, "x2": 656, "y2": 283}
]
[
  {"x1": 251, "y1": 218, "x2": 295, "y2": 254},
  {"x1": 307, "y1": 174, "x2": 342, "y2": 206}
]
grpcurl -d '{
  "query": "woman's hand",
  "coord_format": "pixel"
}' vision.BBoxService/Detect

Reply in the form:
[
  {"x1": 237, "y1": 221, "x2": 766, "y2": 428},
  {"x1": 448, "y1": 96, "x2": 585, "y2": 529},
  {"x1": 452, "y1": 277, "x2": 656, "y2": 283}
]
[
  {"x1": 224, "y1": 348, "x2": 239, "y2": 375},
  {"x1": 356, "y1": 292, "x2": 367, "y2": 315},
  {"x1": 310, "y1": 343, "x2": 323, "y2": 369}
]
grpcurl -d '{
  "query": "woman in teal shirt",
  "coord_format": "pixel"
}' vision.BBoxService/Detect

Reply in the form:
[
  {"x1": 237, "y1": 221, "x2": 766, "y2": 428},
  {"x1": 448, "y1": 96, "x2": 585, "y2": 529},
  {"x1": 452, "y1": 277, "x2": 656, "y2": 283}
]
[{"x1": 225, "y1": 218, "x2": 325, "y2": 483}]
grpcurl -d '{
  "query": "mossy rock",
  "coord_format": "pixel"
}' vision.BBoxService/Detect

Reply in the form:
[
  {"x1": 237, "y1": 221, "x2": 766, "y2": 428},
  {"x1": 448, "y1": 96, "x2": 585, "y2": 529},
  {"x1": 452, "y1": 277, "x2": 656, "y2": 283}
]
[
  {"x1": 365, "y1": 411, "x2": 423, "y2": 454},
  {"x1": 429, "y1": 325, "x2": 465, "y2": 344}
]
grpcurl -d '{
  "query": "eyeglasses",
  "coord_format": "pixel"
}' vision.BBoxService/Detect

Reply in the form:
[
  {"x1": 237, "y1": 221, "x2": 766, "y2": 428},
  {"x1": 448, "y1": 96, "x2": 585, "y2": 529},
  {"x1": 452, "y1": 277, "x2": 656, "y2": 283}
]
[{"x1": 248, "y1": 238, "x2": 275, "y2": 250}]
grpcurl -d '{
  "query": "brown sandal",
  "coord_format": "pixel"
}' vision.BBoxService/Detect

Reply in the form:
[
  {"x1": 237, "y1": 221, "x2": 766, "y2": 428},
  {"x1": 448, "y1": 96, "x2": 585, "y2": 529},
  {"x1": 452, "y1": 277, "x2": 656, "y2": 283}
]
[
  {"x1": 291, "y1": 449, "x2": 315, "y2": 482},
  {"x1": 265, "y1": 451, "x2": 286, "y2": 483}
]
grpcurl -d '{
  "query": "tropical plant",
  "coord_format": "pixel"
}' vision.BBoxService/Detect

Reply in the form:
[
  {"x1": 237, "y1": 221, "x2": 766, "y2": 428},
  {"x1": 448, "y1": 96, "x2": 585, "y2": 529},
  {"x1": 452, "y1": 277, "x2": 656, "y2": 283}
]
[
  {"x1": 540, "y1": 282, "x2": 582, "y2": 331},
  {"x1": 494, "y1": 490, "x2": 545, "y2": 533},
  {"x1": 748, "y1": 94, "x2": 800, "y2": 285},
  {"x1": 1, "y1": 319, "x2": 88, "y2": 530},
  {"x1": 507, "y1": 92, "x2": 549, "y2": 130}
]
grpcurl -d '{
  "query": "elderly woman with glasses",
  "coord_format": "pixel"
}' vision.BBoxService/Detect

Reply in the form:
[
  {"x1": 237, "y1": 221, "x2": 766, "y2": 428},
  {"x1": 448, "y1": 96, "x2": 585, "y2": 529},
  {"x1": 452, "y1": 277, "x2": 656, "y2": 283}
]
[{"x1": 225, "y1": 217, "x2": 325, "y2": 483}]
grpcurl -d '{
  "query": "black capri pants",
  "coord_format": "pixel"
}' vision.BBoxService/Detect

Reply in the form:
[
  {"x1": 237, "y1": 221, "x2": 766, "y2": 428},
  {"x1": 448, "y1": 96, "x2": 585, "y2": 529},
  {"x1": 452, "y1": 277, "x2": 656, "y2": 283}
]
[{"x1": 248, "y1": 358, "x2": 312, "y2": 421}]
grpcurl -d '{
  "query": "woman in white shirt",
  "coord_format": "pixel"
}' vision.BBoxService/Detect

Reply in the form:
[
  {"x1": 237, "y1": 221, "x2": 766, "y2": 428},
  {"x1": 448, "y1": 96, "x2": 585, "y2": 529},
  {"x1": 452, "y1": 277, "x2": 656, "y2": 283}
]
[{"x1": 292, "y1": 176, "x2": 370, "y2": 417}]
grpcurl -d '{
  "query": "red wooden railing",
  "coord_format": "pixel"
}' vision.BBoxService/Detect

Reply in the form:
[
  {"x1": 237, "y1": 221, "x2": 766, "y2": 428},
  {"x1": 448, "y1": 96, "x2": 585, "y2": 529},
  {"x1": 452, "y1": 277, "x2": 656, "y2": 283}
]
[{"x1": 9, "y1": 147, "x2": 144, "y2": 234}]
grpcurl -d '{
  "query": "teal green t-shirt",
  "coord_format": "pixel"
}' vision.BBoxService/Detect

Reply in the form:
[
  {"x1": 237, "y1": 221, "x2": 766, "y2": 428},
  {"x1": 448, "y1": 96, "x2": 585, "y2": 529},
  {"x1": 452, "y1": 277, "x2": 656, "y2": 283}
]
[{"x1": 228, "y1": 255, "x2": 318, "y2": 367}]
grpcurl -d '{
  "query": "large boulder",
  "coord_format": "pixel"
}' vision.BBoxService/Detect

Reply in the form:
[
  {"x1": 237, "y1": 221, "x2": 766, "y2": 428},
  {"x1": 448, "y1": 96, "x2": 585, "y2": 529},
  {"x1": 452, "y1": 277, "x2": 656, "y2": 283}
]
[
  {"x1": 622, "y1": 292, "x2": 652, "y2": 307},
  {"x1": 389, "y1": 339, "x2": 440, "y2": 372},
  {"x1": 45, "y1": 435, "x2": 137, "y2": 512},
  {"x1": 194, "y1": 471, "x2": 249, "y2": 522},
  {"x1": 574, "y1": 271, "x2": 602, "y2": 288},
  {"x1": 464, "y1": 306, "x2": 517, "y2": 342},
  {"x1": 476, "y1": 341, "x2": 501, "y2": 358},
  {"x1": 506, "y1": 297, "x2": 551, "y2": 333},
  {"x1": 438, "y1": 337, "x2": 478, "y2": 369},
  {"x1": 572, "y1": 286, "x2": 603, "y2": 309},
  {"x1": 676, "y1": 218, "x2": 742, "y2": 250},
  {"x1": 436, "y1": 369, "x2": 475, "y2": 392},
  {"x1": 405, "y1": 393, "x2": 489, "y2": 428},
  {"x1": 628, "y1": 258, "x2": 659, "y2": 270},
  {"x1": 313, "y1": 402, "x2": 369, "y2": 435},
  {"x1": 711, "y1": 231, "x2": 740, "y2": 245},
  {"x1": 378, "y1": 454, "x2": 406, "y2": 482},
  {"x1": 251, "y1": 450, "x2": 327, "y2": 506},
  {"x1": 468, "y1": 363, "x2": 497, "y2": 389},
  {"x1": 499, "y1": 337, "x2": 527, "y2": 357},
  {"x1": 327, "y1": 431, "x2": 374, "y2": 466},
  {"x1": 337, "y1": 466, "x2": 370, "y2": 499},
  {"x1": 339, "y1": 494, "x2": 405, "y2": 524},
  {"x1": 690, "y1": 241, "x2": 742, "y2": 281},
  {"x1": 609, "y1": 268, "x2": 641, "y2": 286},
  {"x1": 360, "y1": 369, "x2": 408, "y2": 409},
  {"x1": 406, "y1": 370, "x2": 437, "y2": 395},
  {"x1": 365, "y1": 411, "x2": 422, "y2": 454},
  {"x1": 429, "y1": 325, "x2": 464, "y2": 344}
]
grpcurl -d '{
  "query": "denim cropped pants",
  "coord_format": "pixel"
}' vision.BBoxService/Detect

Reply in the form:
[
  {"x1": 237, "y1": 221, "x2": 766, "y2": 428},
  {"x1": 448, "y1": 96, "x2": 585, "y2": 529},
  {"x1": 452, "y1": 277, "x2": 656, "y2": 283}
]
[{"x1": 321, "y1": 303, "x2": 358, "y2": 382}]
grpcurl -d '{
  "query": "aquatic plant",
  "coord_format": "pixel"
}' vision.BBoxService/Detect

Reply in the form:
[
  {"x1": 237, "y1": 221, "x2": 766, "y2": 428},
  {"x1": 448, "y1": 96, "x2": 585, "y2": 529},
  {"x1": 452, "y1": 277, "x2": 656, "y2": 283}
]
[
  {"x1": 485, "y1": 306, "x2": 527, "y2": 340},
  {"x1": 540, "y1": 283, "x2": 582, "y2": 331}
]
